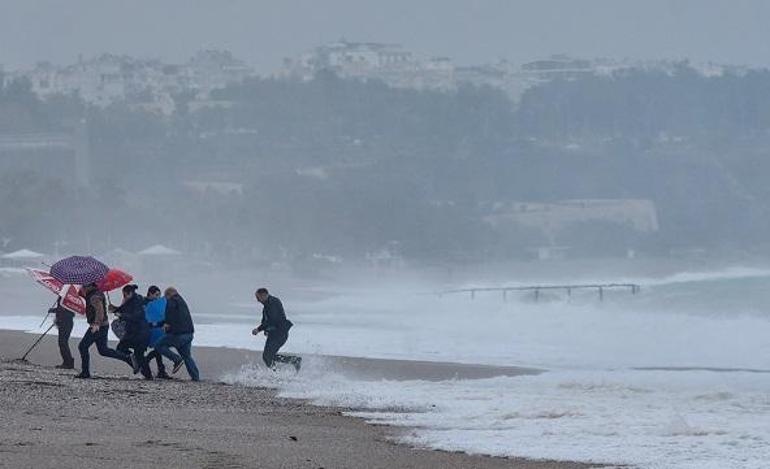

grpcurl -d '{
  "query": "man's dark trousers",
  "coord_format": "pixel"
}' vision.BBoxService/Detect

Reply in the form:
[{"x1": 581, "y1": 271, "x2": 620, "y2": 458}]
[
  {"x1": 117, "y1": 329, "x2": 152, "y2": 378},
  {"x1": 78, "y1": 325, "x2": 130, "y2": 375},
  {"x1": 263, "y1": 329, "x2": 300, "y2": 369},
  {"x1": 57, "y1": 316, "x2": 74, "y2": 367}
]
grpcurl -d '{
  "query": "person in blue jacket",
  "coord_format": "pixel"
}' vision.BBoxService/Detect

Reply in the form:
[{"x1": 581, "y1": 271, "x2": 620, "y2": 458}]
[{"x1": 143, "y1": 285, "x2": 170, "y2": 379}]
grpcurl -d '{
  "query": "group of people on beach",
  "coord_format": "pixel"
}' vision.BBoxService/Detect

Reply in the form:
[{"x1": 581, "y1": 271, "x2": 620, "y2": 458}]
[{"x1": 51, "y1": 285, "x2": 300, "y2": 380}]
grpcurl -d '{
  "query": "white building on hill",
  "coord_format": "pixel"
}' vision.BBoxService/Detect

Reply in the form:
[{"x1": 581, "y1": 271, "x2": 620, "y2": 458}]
[
  {"x1": 11, "y1": 51, "x2": 256, "y2": 114},
  {"x1": 279, "y1": 40, "x2": 455, "y2": 91}
]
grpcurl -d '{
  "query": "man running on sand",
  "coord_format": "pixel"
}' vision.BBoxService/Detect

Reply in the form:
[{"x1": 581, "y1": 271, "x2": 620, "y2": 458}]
[
  {"x1": 76, "y1": 283, "x2": 133, "y2": 379},
  {"x1": 252, "y1": 288, "x2": 301, "y2": 372}
]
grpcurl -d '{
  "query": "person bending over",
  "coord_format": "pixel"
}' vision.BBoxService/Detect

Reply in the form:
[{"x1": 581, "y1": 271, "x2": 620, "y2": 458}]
[
  {"x1": 155, "y1": 287, "x2": 200, "y2": 381},
  {"x1": 110, "y1": 284, "x2": 152, "y2": 380}
]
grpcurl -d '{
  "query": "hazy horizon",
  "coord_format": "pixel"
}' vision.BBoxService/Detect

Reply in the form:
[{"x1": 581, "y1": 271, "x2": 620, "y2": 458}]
[
  {"x1": 3, "y1": 3, "x2": 770, "y2": 467},
  {"x1": 2, "y1": 0, "x2": 770, "y2": 72}
]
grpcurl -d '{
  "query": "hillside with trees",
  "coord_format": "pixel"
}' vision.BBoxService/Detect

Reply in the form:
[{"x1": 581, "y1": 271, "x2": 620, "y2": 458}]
[{"x1": 2, "y1": 64, "x2": 770, "y2": 264}]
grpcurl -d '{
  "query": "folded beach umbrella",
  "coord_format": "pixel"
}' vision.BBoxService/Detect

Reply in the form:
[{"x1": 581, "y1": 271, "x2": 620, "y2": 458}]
[
  {"x1": 96, "y1": 268, "x2": 133, "y2": 292},
  {"x1": 50, "y1": 255, "x2": 109, "y2": 285},
  {"x1": 26, "y1": 268, "x2": 86, "y2": 315},
  {"x1": 57, "y1": 284, "x2": 86, "y2": 315}
]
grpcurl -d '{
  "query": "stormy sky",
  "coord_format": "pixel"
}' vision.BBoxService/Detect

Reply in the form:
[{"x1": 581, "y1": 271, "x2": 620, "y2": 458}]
[{"x1": 2, "y1": 0, "x2": 770, "y2": 72}]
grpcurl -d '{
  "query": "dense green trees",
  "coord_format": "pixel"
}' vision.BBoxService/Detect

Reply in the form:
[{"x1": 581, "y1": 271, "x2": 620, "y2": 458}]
[
  {"x1": 516, "y1": 64, "x2": 770, "y2": 139},
  {"x1": 3, "y1": 65, "x2": 770, "y2": 262}
]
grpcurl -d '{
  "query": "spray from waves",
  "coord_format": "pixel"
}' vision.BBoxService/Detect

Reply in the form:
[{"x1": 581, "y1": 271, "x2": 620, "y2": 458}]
[
  {"x1": 4, "y1": 265, "x2": 770, "y2": 469},
  {"x1": 6, "y1": 265, "x2": 770, "y2": 372},
  {"x1": 503, "y1": 266, "x2": 770, "y2": 289},
  {"x1": 223, "y1": 358, "x2": 770, "y2": 469},
  {"x1": 274, "y1": 277, "x2": 770, "y2": 370},
  {"x1": 221, "y1": 355, "x2": 436, "y2": 413},
  {"x1": 630, "y1": 266, "x2": 770, "y2": 287},
  {"x1": 449, "y1": 265, "x2": 770, "y2": 292}
]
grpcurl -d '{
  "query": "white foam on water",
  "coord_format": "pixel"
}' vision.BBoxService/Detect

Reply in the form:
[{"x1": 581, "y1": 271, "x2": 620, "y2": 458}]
[
  {"x1": 4, "y1": 265, "x2": 770, "y2": 468},
  {"x1": 224, "y1": 359, "x2": 770, "y2": 469}
]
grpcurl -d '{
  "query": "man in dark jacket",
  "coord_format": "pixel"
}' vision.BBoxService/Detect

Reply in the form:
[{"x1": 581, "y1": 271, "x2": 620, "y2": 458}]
[
  {"x1": 252, "y1": 288, "x2": 301, "y2": 372},
  {"x1": 155, "y1": 287, "x2": 199, "y2": 381},
  {"x1": 51, "y1": 299, "x2": 75, "y2": 369},
  {"x1": 76, "y1": 283, "x2": 132, "y2": 379},
  {"x1": 110, "y1": 284, "x2": 152, "y2": 379}
]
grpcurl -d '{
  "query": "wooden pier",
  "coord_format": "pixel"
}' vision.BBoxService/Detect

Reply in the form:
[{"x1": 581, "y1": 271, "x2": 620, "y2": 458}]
[{"x1": 437, "y1": 283, "x2": 641, "y2": 302}]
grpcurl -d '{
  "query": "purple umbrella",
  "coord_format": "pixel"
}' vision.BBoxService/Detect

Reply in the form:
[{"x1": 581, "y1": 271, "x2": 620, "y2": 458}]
[{"x1": 50, "y1": 256, "x2": 109, "y2": 285}]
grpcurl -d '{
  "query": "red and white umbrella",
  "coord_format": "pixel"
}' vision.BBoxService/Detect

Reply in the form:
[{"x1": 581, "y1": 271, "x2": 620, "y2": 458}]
[{"x1": 26, "y1": 268, "x2": 86, "y2": 315}]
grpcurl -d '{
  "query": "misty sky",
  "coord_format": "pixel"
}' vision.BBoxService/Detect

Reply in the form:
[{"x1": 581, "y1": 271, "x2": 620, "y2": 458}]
[{"x1": 2, "y1": 0, "x2": 770, "y2": 72}]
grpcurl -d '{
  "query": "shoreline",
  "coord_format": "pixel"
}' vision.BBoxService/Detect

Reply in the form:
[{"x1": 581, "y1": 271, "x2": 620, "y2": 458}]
[{"x1": 0, "y1": 328, "x2": 605, "y2": 469}]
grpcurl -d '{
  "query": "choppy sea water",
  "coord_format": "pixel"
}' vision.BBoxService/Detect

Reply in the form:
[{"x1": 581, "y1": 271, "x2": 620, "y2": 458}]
[{"x1": 3, "y1": 266, "x2": 770, "y2": 468}]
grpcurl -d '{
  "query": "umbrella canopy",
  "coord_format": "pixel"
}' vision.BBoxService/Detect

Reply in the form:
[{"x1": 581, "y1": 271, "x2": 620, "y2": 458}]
[
  {"x1": 50, "y1": 256, "x2": 109, "y2": 285},
  {"x1": 96, "y1": 268, "x2": 133, "y2": 292},
  {"x1": 26, "y1": 268, "x2": 86, "y2": 315}
]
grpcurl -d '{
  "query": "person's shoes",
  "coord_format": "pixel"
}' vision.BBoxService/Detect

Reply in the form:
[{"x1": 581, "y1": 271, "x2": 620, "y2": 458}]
[
  {"x1": 56, "y1": 363, "x2": 75, "y2": 370},
  {"x1": 172, "y1": 360, "x2": 184, "y2": 374},
  {"x1": 156, "y1": 370, "x2": 172, "y2": 380},
  {"x1": 142, "y1": 374, "x2": 154, "y2": 381},
  {"x1": 74, "y1": 372, "x2": 91, "y2": 379},
  {"x1": 130, "y1": 355, "x2": 141, "y2": 374},
  {"x1": 292, "y1": 357, "x2": 302, "y2": 373}
]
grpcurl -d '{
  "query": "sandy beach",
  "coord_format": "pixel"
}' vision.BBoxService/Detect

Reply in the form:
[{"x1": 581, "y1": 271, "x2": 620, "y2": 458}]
[{"x1": 0, "y1": 329, "x2": 604, "y2": 469}]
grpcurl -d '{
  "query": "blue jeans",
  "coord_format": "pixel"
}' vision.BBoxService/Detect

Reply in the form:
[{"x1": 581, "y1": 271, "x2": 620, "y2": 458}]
[
  {"x1": 78, "y1": 324, "x2": 130, "y2": 375},
  {"x1": 155, "y1": 333, "x2": 199, "y2": 381}
]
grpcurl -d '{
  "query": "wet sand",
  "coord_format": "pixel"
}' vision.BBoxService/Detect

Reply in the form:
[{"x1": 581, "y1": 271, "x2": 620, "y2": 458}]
[{"x1": 0, "y1": 329, "x2": 604, "y2": 469}]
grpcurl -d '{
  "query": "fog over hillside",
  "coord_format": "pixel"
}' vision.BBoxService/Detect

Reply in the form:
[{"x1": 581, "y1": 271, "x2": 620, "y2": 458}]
[
  {"x1": 3, "y1": 1, "x2": 770, "y2": 271},
  {"x1": 4, "y1": 59, "x2": 770, "y2": 270},
  {"x1": 3, "y1": 0, "x2": 770, "y2": 70},
  {"x1": 4, "y1": 3, "x2": 770, "y2": 468}
]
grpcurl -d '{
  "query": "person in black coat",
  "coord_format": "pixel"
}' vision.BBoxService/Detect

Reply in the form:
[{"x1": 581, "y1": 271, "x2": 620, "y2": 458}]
[
  {"x1": 154, "y1": 287, "x2": 200, "y2": 381},
  {"x1": 109, "y1": 284, "x2": 152, "y2": 379},
  {"x1": 252, "y1": 288, "x2": 301, "y2": 372},
  {"x1": 51, "y1": 299, "x2": 75, "y2": 369}
]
